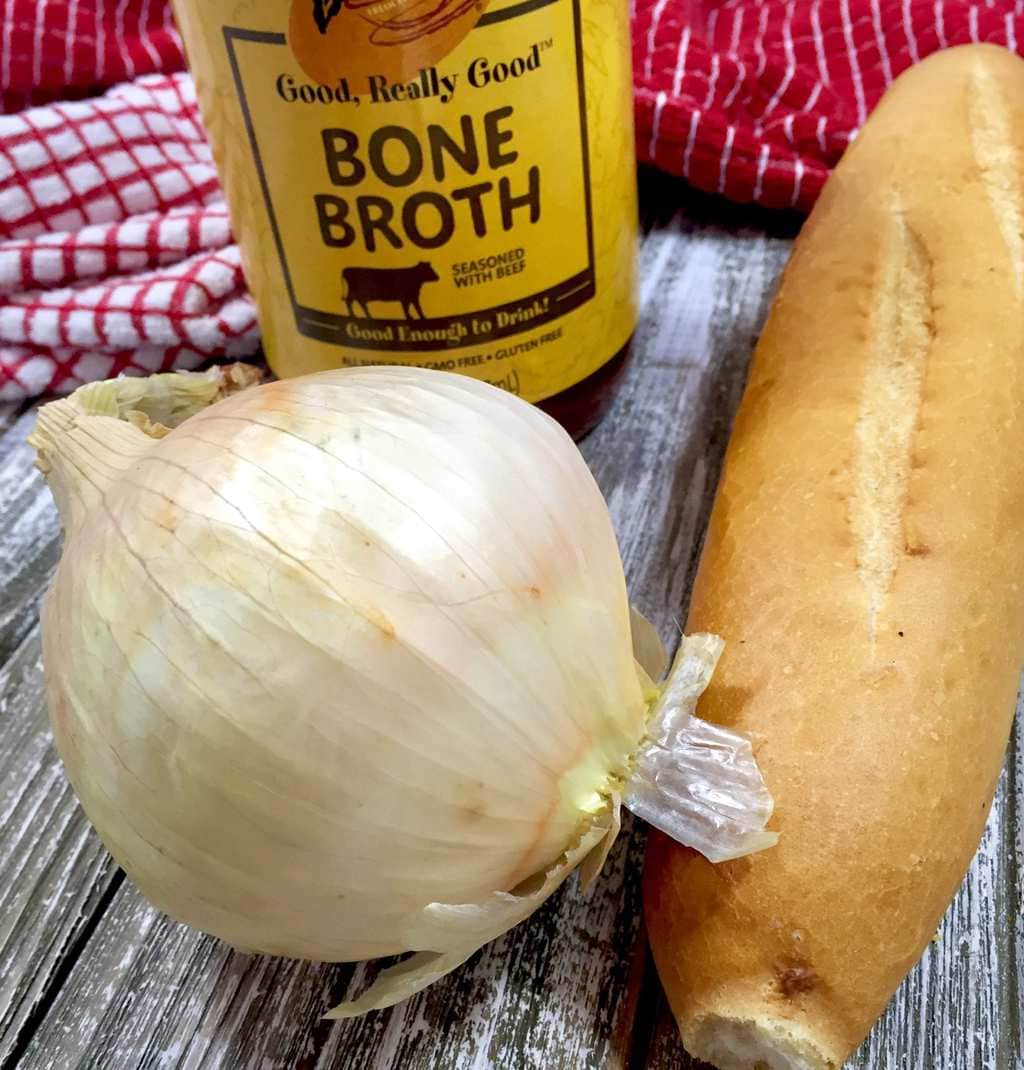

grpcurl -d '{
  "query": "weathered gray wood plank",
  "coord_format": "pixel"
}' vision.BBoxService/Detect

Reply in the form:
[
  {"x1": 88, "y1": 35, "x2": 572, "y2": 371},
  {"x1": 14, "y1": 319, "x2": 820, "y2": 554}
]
[
  {"x1": 0, "y1": 403, "x2": 21, "y2": 434},
  {"x1": 0, "y1": 626, "x2": 122, "y2": 1068},
  {"x1": 0, "y1": 398, "x2": 122, "y2": 1068},
  {"x1": 0, "y1": 405, "x2": 61, "y2": 665},
  {"x1": 6, "y1": 194, "x2": 795, "y2": 1070}
]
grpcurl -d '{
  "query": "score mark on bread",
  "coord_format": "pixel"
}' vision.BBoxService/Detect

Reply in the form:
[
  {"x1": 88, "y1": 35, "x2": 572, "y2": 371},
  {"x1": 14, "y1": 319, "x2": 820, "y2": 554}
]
[
  {"x1": 850, "y1": 211, "x2": 934, "y2": 646},
  {"x1": 968, "y1": 64, "x2": 1024, "y2": 294}
]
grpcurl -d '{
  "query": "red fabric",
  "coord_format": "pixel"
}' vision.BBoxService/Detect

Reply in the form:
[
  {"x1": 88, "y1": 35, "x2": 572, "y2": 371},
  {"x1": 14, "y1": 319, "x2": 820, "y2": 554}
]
[
  {"x1": 634, "y1": 0, "x2": 1024, "y2": 212},
  {"x1": 1, "y1": 1, "x2": 1023, "y2": 398},
  {"x1": 0, "y1": 0, "x2": 184, "y2": 114},
  {"x1": 0, "y1": 72, "x2": 257, "y2": 400}
]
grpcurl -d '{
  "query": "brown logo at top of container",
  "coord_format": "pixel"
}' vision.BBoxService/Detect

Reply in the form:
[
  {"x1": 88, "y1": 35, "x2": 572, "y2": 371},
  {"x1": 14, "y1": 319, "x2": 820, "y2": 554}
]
[
  {"x1": 312, "y1": 0, "x2": 345, "y2": 33},
  {"x1": 291, "y1": 0, "x2": 490, "y2": 85}
]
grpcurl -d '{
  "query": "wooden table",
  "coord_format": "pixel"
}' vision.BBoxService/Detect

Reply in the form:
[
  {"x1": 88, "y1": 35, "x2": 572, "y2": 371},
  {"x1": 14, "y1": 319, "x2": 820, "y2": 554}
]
[{"x1": 1, "y1": 173, "x2": 1021, "y2": 1070}]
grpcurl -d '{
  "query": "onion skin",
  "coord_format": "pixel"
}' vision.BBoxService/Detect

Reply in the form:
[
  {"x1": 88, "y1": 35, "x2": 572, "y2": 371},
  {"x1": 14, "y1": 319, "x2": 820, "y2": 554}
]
[{"x1": 32, "y1": 367, "x2": 647, "y2": 963}]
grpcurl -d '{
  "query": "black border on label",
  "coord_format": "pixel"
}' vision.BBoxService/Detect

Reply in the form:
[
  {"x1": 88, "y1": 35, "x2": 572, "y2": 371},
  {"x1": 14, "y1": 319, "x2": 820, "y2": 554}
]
[
  {"x1": 222, "y1": 0, "x2": 595, "y2": 353},
  {"x1": 477, "y1": 0, "x2": 559, "y2": 25}
]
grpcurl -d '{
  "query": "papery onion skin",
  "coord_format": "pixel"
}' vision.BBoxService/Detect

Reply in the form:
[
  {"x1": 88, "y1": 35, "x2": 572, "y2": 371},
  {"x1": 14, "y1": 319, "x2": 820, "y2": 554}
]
[{"x1": 35, "y1": 368, "x2": 648, "y2": 962}]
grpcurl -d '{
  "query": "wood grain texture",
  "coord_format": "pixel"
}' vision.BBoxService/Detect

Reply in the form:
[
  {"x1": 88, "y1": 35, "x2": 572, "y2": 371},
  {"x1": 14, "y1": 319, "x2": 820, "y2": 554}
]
[
  {"x1": 0, "y1": 181, "x2": 1020, "y2": 1070},
  {"x1": 0, "y1": 631, "x2": 122, "y2": 1068},
  {"x1": 0, "y1": 405, "x2": 61, "y2": 666},
  {"x1": 0, "y1": 405, "x2": 121, "y2": 1069}
]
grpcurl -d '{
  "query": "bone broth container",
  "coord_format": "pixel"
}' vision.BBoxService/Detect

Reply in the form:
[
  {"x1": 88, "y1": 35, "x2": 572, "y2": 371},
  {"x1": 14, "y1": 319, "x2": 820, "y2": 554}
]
[{"x1": 172, "y1": 0, "x2": 638, "y2": 436}]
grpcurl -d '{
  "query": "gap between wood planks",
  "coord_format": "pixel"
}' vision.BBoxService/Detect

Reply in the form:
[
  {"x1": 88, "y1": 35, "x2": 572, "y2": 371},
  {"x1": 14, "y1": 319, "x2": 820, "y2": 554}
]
[{"x1": 3, "y1": 872, "x2": 126, "y2": 1069}]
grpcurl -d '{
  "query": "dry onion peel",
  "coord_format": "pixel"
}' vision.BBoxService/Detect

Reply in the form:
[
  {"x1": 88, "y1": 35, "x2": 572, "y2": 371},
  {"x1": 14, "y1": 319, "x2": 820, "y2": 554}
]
[
  {"x1": 624, "y1": 633, "x2": 779, "y2": 864},
  {"x1": 30, "y1": 366, "x2": 776, "y2": 1017},
  {"x1": 330, "y1": 799, "x2": 619, "y2": 1018}
]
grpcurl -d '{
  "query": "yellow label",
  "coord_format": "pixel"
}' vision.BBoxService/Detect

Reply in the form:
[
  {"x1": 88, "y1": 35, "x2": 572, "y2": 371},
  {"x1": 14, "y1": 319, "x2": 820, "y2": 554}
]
[{"x1": 174, "y1": 0, "x2": 637, "y2": 402}]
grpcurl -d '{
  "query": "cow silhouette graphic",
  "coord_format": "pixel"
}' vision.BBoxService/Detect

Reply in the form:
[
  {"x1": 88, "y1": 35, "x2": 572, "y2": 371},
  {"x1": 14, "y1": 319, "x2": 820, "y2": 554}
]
[{"x1": 342, "y1": 262, "x2": 440, "y2": 320}]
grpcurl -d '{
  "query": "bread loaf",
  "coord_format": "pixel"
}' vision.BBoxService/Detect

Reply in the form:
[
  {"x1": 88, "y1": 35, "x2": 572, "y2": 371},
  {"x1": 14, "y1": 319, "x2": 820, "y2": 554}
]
[{"x1": 644, "y1": 43, "x2": 1024, "y2": 1070}]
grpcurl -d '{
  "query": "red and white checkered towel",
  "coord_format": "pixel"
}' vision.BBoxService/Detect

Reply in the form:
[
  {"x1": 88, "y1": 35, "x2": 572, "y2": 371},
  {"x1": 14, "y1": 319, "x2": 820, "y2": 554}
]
[
  {"x1": 0, "y1": 69, "x2": 258, "y2": 400},
  {"x1": 2, "y1": 1, "x2": 1023, "y2": 399}
]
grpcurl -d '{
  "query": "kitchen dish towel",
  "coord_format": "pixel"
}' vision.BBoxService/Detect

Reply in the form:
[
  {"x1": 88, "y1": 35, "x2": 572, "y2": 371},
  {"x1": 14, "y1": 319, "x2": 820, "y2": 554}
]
[
  {"x1": 1, "y1": 0, "x2": 1022, "y2": 398},
  {"x1": 634, "y1": 0, "x2": 1024, "y2": 212},
  {"x1": 0, "y1": 72, "x2": 258, "y2": 399}
]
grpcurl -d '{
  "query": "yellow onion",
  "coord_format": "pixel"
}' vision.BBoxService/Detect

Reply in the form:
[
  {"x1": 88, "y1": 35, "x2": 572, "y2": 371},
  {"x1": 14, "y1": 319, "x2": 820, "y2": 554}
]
[{"x1": 30, "y1": 366, "x2": 775, "y2": 1015}]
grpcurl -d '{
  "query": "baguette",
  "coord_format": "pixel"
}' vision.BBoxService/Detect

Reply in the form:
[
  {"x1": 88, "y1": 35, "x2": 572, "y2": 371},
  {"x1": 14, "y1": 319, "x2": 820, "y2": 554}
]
[{"x1": 644, "y1": 43, "x2": 1024, "y2": 1070}]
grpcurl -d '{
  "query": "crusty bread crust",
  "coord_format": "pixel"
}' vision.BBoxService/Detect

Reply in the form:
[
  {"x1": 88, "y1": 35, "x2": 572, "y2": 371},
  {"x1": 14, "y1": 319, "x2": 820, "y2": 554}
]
[{"x1": 644, "y1": 43, "x2": 1024, "y2": 1069}]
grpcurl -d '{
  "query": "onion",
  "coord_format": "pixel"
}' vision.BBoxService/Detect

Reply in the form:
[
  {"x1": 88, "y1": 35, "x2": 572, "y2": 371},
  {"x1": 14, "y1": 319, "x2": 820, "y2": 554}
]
[{"x1": 30, "y1": 365, "x2": 776, "y2": 1015}]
